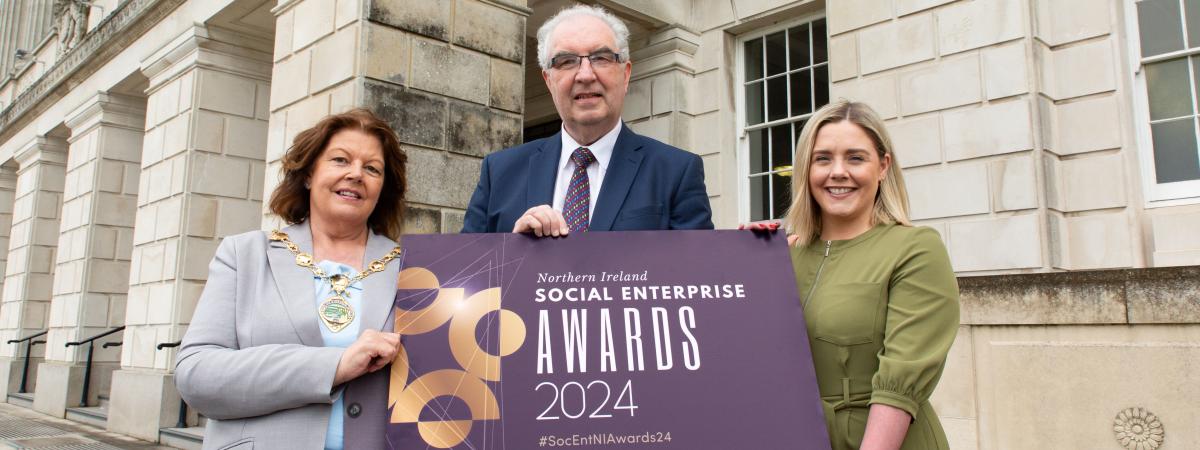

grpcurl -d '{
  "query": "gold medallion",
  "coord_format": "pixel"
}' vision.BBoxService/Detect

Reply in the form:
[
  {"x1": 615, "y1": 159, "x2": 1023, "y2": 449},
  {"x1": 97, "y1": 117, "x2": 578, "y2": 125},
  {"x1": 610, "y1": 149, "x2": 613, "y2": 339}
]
[
  {"x1": 319, "y1": 295, "x2": 355, "y2": 333},
  {"x1": 267, "y1": 230, "x2": 401, "y2": 334}
]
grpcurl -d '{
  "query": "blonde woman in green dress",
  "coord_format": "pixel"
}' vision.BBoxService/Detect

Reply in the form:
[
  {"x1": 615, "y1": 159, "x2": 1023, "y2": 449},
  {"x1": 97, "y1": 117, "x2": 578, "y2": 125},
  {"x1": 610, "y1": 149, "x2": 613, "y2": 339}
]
[{"x1": 783, "y1": 100, "x2": 959, "y2": 449}]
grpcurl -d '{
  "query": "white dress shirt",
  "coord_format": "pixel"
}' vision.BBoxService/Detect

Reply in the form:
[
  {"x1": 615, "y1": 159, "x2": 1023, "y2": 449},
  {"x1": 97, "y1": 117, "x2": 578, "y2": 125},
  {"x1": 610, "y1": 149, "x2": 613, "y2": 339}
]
[{"x1": 551, "y1": 122, "x2": 622, "y2": 219}]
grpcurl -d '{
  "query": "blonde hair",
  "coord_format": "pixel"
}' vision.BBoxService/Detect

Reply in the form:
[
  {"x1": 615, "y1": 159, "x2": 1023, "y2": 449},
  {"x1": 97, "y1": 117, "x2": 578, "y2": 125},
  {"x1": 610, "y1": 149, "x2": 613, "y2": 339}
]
[{"x1": 783, "y1": 100, "x2": 911, "y2": 246}]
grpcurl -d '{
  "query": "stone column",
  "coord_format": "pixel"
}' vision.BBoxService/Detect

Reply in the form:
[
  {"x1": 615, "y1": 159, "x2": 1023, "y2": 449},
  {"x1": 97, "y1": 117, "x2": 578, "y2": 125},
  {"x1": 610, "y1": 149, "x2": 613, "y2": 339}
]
[
  {"x1": 0, "y1": 164, "x2": 17, "y2": 392},
  {"x1": 0, "y1": 165, "x2": 16, "y2": 305},
  {"x1": 266, "y1": 0, "x2": 529, "y2": 232},
  {"x1": 106, "y1": 25, "x2": 271, "y2": 441},
  {"x1": 621, "y1": 27, "x2": 718, "y2": 220},
  {"x1": 32, "y1": 92, "x2": 144, "y2": 417},
  {"x1": 0, "y1": 136, "x2": 67, "y2": 398}
]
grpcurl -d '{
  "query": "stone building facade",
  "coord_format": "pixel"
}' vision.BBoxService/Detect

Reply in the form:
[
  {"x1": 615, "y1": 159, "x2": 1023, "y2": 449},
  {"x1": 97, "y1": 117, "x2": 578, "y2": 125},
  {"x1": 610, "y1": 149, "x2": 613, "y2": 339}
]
[{"x1": 0, "y1": 0, "x2": 1192, "y2": 448}]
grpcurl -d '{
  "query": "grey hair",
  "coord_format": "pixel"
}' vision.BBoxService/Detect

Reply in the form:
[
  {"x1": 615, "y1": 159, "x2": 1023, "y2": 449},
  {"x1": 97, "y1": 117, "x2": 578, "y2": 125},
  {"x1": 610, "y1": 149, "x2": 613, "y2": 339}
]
[{"x1": 536, "y1": 5, "x2": 631, "y2": 70}]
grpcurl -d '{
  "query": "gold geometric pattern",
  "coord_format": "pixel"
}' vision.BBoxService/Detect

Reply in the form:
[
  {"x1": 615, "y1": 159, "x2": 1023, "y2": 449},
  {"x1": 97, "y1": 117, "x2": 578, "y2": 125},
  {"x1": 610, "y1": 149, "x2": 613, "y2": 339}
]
[{"x1": 389, "y1": 266, "x2": 526, "y2": 448}]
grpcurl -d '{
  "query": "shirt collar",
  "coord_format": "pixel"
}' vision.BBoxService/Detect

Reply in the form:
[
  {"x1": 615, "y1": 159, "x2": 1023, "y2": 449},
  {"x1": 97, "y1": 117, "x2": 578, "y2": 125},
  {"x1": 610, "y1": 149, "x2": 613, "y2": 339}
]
[{"x1": 559, "y1": 121, "x2": 622, "y2": 171}]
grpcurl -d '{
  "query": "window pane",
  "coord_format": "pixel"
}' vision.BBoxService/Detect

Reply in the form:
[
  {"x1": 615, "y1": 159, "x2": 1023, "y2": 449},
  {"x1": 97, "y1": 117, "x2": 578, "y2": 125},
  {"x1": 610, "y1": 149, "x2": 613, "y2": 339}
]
[
  {"x1": 1138, "y1": 0, "x2": 1186, "y2": 57},
  {"x1": 749, "y1": 175, "x2": 769, "y2": 221},
  {"x1": 1188, "y1": 0, "x2": 1200, "y2": 47},
  {"x1": 813, "y1": 19, "x2": 828, "y2": 64},
  {"x1": 1151, "y1": 118, "x2": 1200, "y2": 183},
  {"x1": 770, "y1": 124, "x2": 793, "y2": 170},
  {"x1": 1194, "y1": 56, "x2": 1200, "y2": 114},
  {"x1": 814, "y1": 65, "x2": 830, "y2": 109},
  {"x1": 772, "y1": 173, "x2": 792, "y2": 220},
  {"x1": 766, "y1": 31, "x2": 787, "y2": 76},
  {"x1": 791, "y1": 69, "x2": 813, "y2": 116},
  {"x1": 1146, "y1": 58, "x2": 1192, "y2": 120},
  {"x1": 789, "y1": 23, "x2": 811, "y2": 70},
  {"x1": 746, "y1": 81, "x2": 764, "y2": 125},
  {"x1": 745, "y1": 38, "x2": 764, "y2": 81},
  {"x1": 767, "y1": 76, "x2": 788, "y2": 121},
  {"x1": 749, "y1": 129, "x2": 768, "y2": 173}
]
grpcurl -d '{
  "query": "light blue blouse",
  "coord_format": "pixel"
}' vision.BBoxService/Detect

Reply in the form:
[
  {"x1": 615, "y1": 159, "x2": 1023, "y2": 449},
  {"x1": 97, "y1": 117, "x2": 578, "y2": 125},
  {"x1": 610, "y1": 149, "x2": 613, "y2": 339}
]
[{"x1": 313, "y1": 260, "x2": 363, "y2": 450}]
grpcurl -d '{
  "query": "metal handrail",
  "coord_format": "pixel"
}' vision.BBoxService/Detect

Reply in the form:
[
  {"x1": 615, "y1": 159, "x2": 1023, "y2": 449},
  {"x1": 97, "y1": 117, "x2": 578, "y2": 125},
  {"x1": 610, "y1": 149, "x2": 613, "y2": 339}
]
[
  {"x1": 156, "y1": 340, "x2": 180, "y2": 350},
  {"x1": 6, "y1": 330, "x2": 47, "y2": 345},
  {"x1": 157, "y1": 340, "x2": 187, "y2": 427},
  {"x1": 6, "y1": 330, "x2": 47, "y2": 393},
  {"x1": 64, "y1": 326, "x2": 124, "y2": 407},
  {"x1": 101, "y1": 342, "x2": 122, "y2": 349},
  {"x1": 64, "y1": 326, "x2": 125, "y2": 347}
]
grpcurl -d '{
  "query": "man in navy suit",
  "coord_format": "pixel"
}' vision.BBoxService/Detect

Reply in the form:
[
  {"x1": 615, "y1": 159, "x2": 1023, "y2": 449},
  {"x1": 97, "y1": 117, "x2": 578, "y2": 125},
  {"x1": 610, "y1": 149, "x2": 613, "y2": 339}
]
[{"x1": 461, "y1": 5, "x2": 713, "y2": 235}]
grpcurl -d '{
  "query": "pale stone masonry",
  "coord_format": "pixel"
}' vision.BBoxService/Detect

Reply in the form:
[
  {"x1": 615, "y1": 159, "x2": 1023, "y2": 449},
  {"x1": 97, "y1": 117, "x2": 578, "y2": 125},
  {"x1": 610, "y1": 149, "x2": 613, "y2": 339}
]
[
  {"x1": 0, "y1": 0, "x2": 1188, "y2": 449},
  {"x1": 267, "y1": 0, "x2": 528, "y2": 234},
  {"x1": 0, "y1": 136, "x2": 66, "y2": 400},
  {"x1": 34, "y1": 92, "x2": 145, "y2": 418},
  {"x1": 823, "y1": 0, "x2": 1137, "y2": 273},
  {"x1": 107, "y1": 24, "x2": 273, "y2": 441}
]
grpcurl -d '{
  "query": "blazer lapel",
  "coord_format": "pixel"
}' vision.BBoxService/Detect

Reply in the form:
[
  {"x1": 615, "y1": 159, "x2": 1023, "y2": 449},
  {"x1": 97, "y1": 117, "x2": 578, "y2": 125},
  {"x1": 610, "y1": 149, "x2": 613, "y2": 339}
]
[
  {"x1": 359, "y1": 231, "x2": 402, "y2": 334},
  {"x1": 266, "y1": 222, "x2": 324, "y2": 347},
  {"x1": 526, "y1": 133, "x2": 561, "y2": 209},
  {"x1": 591, "y1": 125, "x2": 644, "y2": 231}
]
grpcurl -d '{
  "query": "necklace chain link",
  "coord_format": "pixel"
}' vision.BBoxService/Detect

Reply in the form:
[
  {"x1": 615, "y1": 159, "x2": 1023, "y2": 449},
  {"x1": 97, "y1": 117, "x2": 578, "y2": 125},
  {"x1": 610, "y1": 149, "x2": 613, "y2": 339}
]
[
  {"x1": 269, "y1": 230, "x2": 402, "y2": 290},
  {"x1": 269, "y1": 229, "x2": 401, "y2": 333}
]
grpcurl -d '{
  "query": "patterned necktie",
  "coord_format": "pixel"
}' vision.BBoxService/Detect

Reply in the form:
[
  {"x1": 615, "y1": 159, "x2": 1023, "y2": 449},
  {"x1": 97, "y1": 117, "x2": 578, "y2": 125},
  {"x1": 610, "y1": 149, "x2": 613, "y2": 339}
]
[{"x1": 563, "y1": 147, "x2": 596, "y2": 232}]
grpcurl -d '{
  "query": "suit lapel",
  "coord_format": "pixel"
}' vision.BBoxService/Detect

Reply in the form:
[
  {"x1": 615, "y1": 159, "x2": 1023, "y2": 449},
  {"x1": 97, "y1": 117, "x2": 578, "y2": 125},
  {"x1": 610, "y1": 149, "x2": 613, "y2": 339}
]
[
  {"x1": 359, "y1": 231, "x2": 401, "y2": 334},
  {"x1": 591, "y1": 125, "x2": 644, "y2": 231},
  {"x1": 266, "y1": 222, "x2": 324, "y2": 347},
  {"x1": 526, "y1": 133, "x2": 561, "y2": 209}
]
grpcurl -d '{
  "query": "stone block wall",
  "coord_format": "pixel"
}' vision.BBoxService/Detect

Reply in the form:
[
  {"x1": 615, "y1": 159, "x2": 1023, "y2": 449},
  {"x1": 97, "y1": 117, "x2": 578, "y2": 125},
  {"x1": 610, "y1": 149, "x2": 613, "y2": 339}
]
[
  {"x1": 933, "y1": 267, "x2": 1200, "y2": 449},
  {"x1": 683, "y1": 0, "x2": 1191, "y2": 271},
  {"x1": 124, "y1": 26, "x2": 272, "y2": 372},
  {"x1": 45, "y1": 93, "x2": 145, "y2": 366},
  {"x1": 266, "y1": 0, "x2": 529, "y2": 234},
  {"x1": 824, "y1": 0, "x2": 1141, "y2": 273},
  {"x1": 0, "y1": 137, "x2": 66, "y2": 357},
  {"x1": 0, "y1": 166, "x2": 15, "y2": 312}
]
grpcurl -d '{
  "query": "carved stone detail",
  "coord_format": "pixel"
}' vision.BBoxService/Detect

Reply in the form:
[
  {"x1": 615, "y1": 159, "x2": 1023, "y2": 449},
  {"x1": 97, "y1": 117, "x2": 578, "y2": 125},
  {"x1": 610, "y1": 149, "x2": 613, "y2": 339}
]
[
  {"x1": 53, "y1": 0, "x2": 90, "y2": 56},
  {"x1": 1113, "y1": 407, "x2": 1164, "y2": 450}
]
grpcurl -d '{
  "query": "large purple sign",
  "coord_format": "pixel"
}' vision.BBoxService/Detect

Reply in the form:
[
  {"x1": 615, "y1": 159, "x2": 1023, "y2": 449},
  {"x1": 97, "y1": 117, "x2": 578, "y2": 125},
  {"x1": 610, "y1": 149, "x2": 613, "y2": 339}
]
[{"x1": 386, "y1": 231, "x2": 829, "y2": 449}]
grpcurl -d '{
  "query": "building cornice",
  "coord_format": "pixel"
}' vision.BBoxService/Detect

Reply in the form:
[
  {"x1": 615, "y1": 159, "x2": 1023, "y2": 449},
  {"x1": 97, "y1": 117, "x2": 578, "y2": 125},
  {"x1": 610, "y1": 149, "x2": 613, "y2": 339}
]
[
  {"x1": 958, "y1": 266, "x2": 1200, "y2": 325},
  {"x1": 0, "y1": 0, "x2": 186, "y2": 143}
]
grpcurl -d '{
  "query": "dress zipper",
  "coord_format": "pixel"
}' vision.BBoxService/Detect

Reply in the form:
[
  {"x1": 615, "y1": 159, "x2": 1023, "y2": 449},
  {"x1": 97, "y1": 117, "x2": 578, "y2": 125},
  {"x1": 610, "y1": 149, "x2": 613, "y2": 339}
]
[{"x1": 801, "y1": 240, "x2": 832, "y2": 310}]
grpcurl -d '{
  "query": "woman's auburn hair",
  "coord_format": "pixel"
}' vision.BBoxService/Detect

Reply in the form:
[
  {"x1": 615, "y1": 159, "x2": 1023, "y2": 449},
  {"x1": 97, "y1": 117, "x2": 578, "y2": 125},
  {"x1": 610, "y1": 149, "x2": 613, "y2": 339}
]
[
  {"x1": 782, "y1": 99, "x2": 911, "y2": 246},
  {"x1": 268, "y1": 108, "x2": 407, "y2": 241}
]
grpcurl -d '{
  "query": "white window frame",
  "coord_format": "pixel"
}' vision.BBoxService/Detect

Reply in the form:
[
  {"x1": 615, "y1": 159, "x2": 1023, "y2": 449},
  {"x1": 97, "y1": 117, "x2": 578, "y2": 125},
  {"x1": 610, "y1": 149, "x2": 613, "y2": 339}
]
[
  {"x1": 735, "y1": 13, "x2": 829, "y2": 224},
  {"x1": 1126, "y1": 0, "x2": 1200, "y2": 207}
]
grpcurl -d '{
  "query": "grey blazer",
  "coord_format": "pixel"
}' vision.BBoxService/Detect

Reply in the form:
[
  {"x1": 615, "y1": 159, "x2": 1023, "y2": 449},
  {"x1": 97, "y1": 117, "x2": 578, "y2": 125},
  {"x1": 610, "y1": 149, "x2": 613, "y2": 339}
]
[{"x1": 176, "y1": 222, "x2": 399, "y2": 450}]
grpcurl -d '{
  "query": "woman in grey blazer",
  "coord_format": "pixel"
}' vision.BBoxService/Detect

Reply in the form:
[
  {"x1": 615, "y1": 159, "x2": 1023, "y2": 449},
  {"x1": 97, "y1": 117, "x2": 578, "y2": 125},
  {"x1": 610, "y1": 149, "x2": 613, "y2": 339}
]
[{"x1": 176, "y1": 109, "x2": 408, "y2": 450}]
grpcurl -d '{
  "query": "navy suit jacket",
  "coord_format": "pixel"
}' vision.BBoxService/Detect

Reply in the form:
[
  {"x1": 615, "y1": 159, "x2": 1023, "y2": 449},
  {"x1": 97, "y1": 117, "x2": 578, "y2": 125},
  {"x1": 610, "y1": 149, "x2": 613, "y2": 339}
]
[{"x1": 462, "y1": 125, "x2": 714, "y2": 232}]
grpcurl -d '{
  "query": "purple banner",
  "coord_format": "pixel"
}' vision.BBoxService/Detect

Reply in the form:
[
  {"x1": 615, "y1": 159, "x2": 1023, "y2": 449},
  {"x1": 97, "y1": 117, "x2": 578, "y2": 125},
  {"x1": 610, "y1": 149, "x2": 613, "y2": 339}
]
[{"x1": 387, "y1": 230, "x2": 829, "y2": 449}]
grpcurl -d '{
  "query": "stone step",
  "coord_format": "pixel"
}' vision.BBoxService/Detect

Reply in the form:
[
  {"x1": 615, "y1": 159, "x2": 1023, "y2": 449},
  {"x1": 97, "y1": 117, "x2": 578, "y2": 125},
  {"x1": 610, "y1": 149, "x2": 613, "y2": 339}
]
[
  {"x1": 159, "y1": 426, "x2": 203, "y2": 450},
  {"x1": 6, "y1": 392, "x2": 33, "y2": 408},
  {"x1": 97, "y1": 394, "x2": 110, "y2": 409},
  {"x1": 65, "y1": 405, "x2": 107, "y2": 428}
]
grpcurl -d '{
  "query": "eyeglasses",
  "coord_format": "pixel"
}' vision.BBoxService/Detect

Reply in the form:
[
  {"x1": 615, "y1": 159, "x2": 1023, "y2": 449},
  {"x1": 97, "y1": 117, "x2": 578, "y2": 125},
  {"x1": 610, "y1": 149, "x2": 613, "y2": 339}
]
[{"x1": 549, "y1": 50, "x2": 623, "y2": 71}]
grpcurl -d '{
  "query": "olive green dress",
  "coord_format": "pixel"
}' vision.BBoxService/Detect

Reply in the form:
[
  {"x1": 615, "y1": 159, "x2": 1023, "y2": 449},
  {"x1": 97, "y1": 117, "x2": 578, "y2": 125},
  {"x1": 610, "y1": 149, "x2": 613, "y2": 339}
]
[{"x1": 791, "y1": 224, "x2": 959, "y2": 450}]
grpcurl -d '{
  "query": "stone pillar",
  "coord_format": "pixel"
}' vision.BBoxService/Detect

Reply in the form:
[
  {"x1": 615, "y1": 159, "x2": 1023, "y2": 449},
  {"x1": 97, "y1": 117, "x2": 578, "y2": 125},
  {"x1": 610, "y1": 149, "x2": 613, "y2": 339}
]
[
  {"x1": 621, "y1": 27, "x2": 716, "y2": 219},
  {"x1": 0, "y1": 165, "x2": 16, "y2": 305},
  {"x1": 0, "y1": 136, "x2": 67, "y2": 398},
  {"x1": 0, "y1": 164, "x2": 17, "y2": 393},
  {"x1": 1031, "y1": 1, "x2": 1143, "y2": 270},
  {"x1": 107, "y1": 25, "x2": 271, "y2": 441},
  {"x1": 266, "y1": 0, "x2": 529, "y2": 233},
  {"x1": 32, "y1": 92, "x2": 144, "y2": 417}
]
